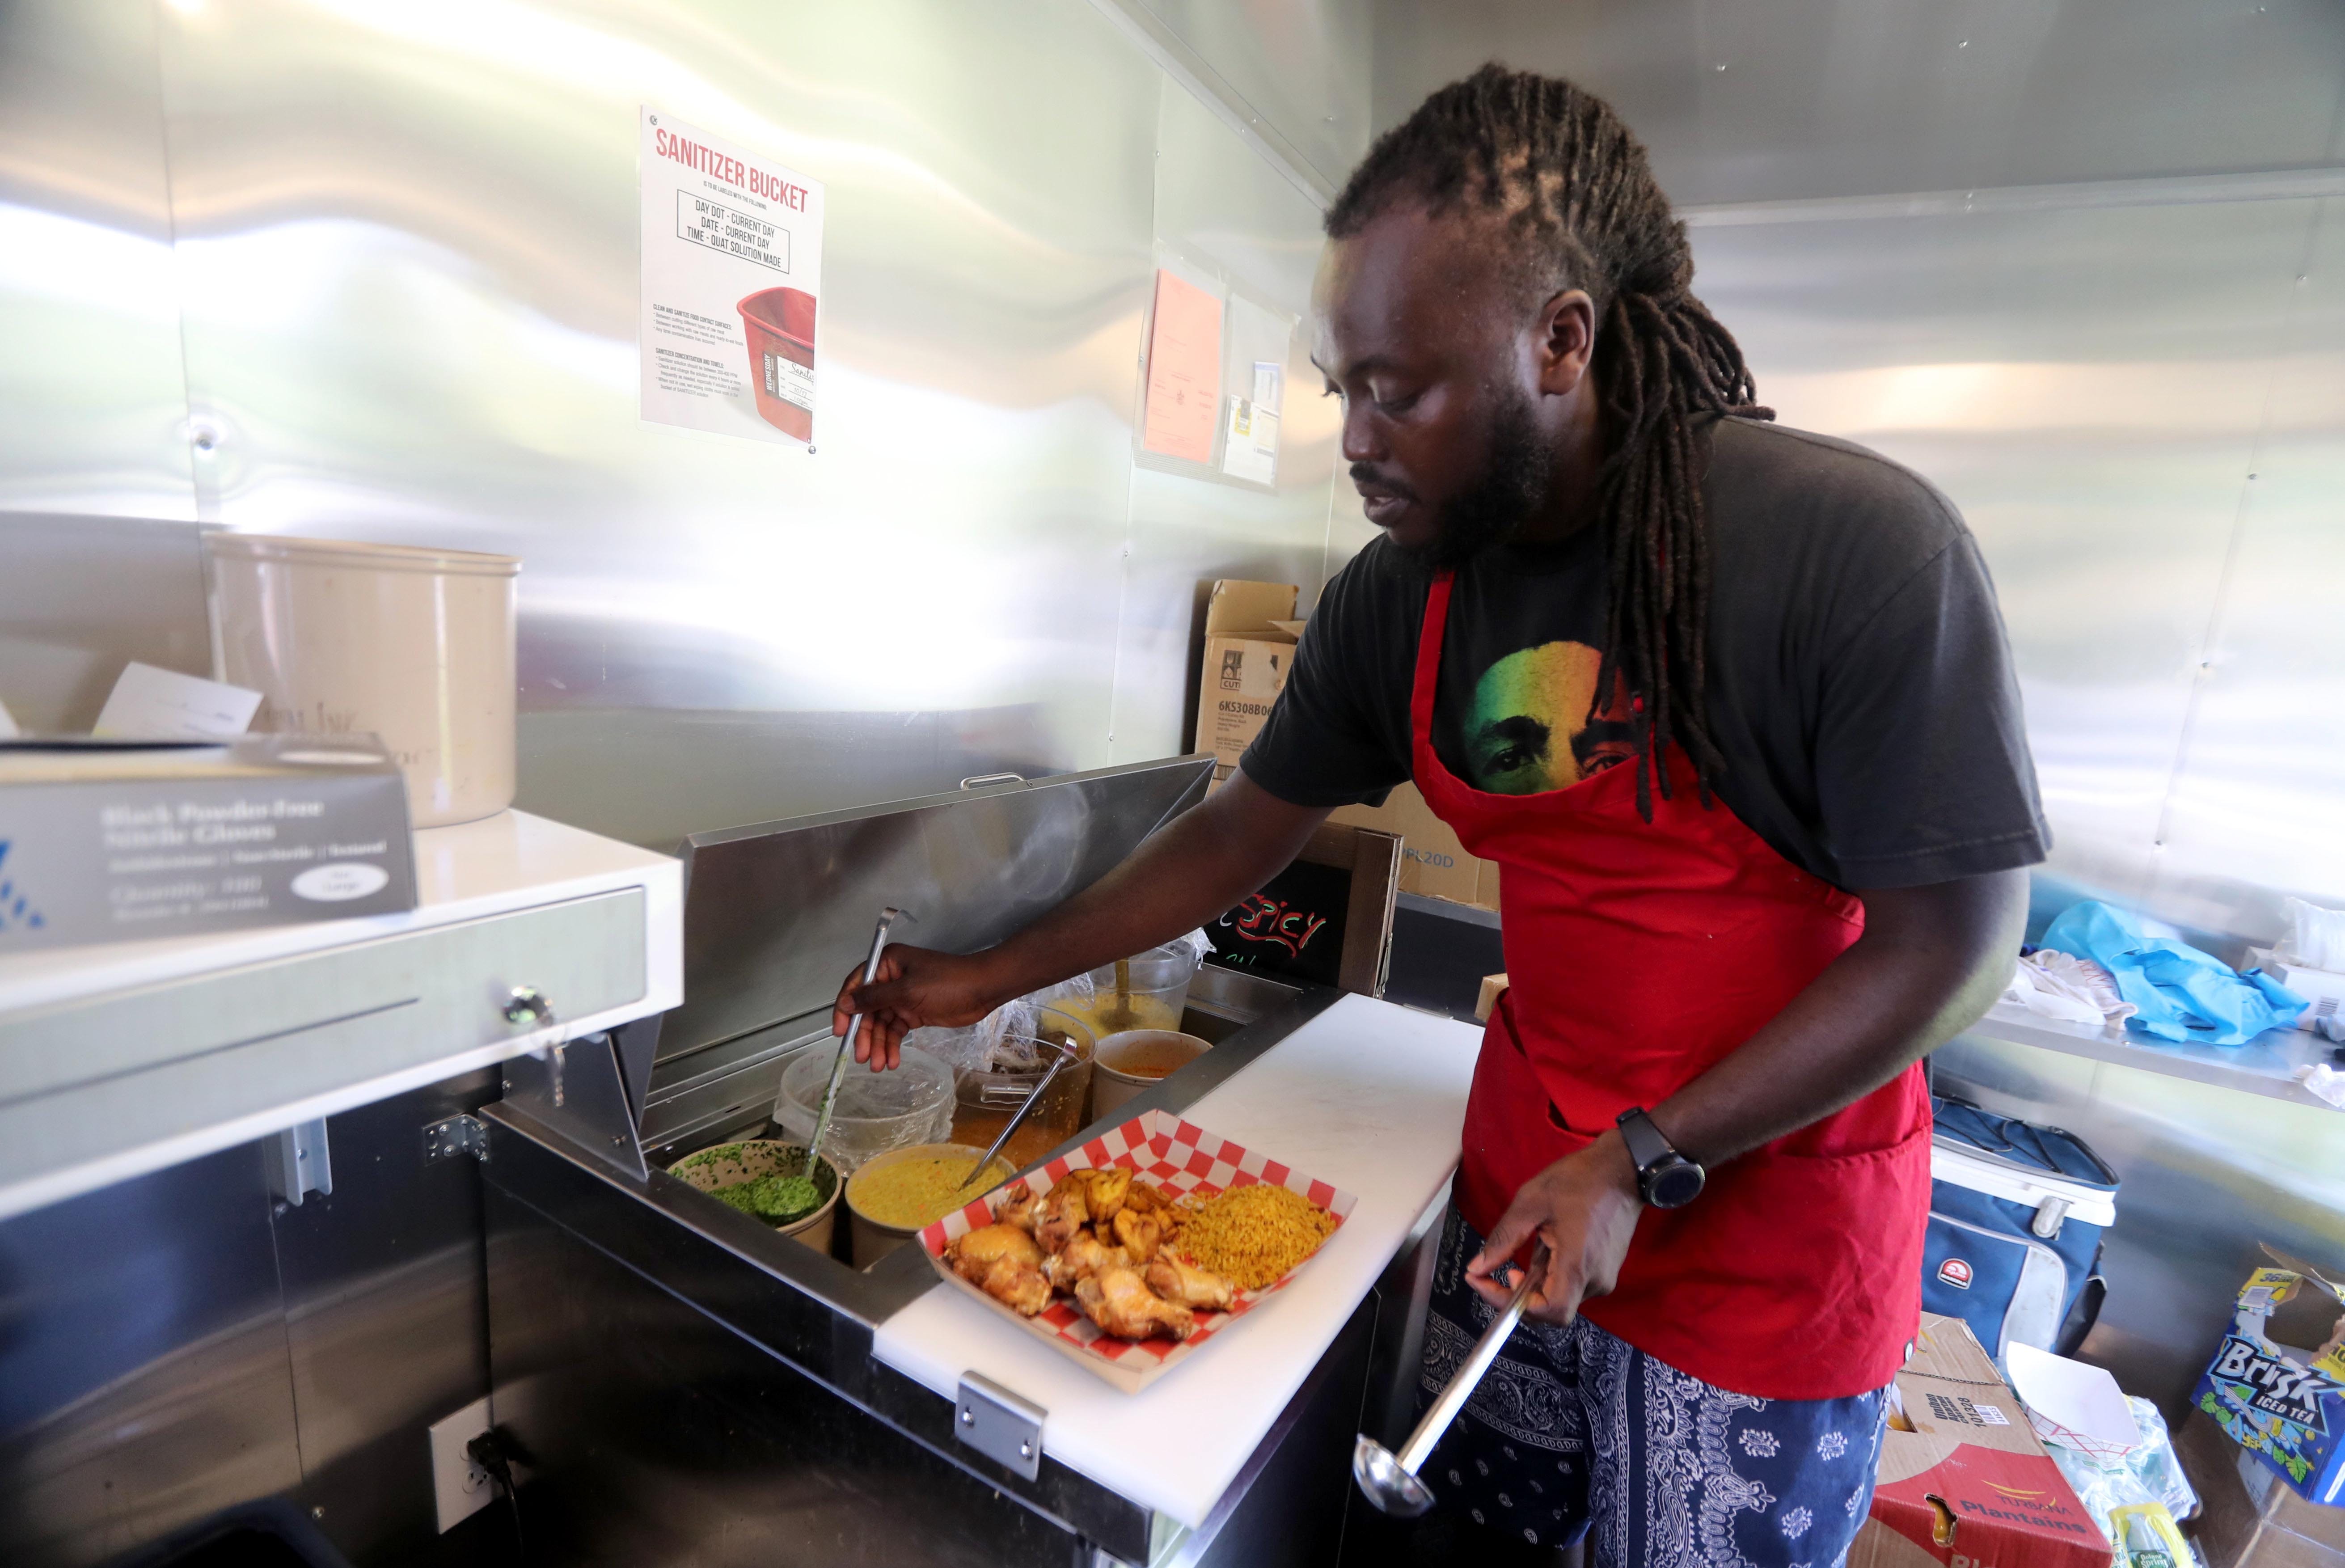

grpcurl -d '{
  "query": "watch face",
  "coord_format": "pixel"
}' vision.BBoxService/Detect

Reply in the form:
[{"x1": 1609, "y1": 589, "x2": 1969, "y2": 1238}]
[{"x1": 1648, "y1": 1161, "x2": 1705, "y2": 1209}]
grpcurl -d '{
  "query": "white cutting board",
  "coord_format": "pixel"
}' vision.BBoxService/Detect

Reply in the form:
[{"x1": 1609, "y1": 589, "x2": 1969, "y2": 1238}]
[{"x1": 871, "y1": 992, "x2": 1481, "y2": 1529}]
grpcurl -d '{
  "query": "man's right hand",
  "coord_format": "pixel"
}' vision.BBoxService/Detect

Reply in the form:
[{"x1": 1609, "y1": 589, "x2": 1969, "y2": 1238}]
[{"x1": 831, "y1": 946, "x2": 1005, "y2": 1070}]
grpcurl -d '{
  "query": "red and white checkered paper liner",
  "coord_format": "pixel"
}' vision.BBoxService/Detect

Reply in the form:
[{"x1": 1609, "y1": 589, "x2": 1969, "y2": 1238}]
[{"x1": 917, "y1": 1107, "x2": 1356, "y2": 1392}]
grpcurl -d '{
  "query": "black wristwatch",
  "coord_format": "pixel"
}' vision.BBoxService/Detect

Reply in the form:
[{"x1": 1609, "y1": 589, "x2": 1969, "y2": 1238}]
[{"x1": 1615, "y1": 1107, "x2": 1705, "y2": 1208}]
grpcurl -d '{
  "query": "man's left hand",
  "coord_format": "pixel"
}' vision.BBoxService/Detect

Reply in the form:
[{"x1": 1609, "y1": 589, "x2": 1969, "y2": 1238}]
[{"x1": 1466, "y1": 1130, "x2": 1646, "y2": 1326}]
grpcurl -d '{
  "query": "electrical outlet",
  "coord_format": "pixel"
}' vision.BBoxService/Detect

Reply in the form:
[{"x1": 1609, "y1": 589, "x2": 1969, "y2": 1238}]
[{"x1": 427, "y1": 1395, "x2": 495, "y2": 1533}]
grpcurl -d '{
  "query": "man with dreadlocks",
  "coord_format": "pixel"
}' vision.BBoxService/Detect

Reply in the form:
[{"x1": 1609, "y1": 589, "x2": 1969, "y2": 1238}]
[{"x1": 837, "y1": 66, "x2": 2044, "y2": 1566}]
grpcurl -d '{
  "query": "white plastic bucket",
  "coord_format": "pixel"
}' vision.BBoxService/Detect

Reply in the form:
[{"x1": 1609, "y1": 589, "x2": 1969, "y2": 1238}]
[{"x1": 204, "y1": 533, "x2": 519, "y2": 828}]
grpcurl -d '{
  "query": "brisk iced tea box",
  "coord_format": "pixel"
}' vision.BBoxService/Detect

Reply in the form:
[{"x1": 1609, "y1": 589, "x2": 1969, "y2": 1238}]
[
  {"x1": 2193, "y1": 1262, "x2": 2345, "y2": 1505},
  {"x1": 0, "y1": 735, "x2": 415, "y2": 951}
]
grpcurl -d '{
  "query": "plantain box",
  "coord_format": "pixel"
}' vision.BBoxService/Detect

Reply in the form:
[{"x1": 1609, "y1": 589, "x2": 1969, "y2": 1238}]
[{"x1": 1851, "y1": 1313, "x2": 2110, "y2": 1568}]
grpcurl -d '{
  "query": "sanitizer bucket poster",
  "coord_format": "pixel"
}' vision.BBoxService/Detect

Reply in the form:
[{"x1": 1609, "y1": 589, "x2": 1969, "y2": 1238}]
[{"x1": 638, "y1": 107, "x2": 824, "y2": 448}]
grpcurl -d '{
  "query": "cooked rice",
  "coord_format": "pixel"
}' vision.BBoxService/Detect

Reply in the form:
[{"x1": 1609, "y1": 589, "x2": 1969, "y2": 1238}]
[{"x1": 1170, "y1": 1183, "x2": 1335, "y2": 1291}]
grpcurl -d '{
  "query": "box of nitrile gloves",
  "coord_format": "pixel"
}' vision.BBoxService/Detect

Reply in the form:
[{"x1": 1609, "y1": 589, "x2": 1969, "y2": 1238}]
[{"x1": 0, "y1": 735, "x2": 416, "y2": 951}]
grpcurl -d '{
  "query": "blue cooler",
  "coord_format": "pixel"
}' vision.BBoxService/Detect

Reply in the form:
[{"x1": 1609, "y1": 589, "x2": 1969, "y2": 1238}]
[{"x1": 1924, "y1": 1095, "x2": 2120, "y2": 1366}]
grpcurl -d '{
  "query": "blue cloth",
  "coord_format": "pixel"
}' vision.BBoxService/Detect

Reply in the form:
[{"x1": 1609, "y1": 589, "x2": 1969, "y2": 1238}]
[
  {"x1": 1412, "y1": 1207, "x2": 1888, "y2": 1566},
  {"x1": 2041, "y1": 900, "x2": 2306, "y2": 1045}
]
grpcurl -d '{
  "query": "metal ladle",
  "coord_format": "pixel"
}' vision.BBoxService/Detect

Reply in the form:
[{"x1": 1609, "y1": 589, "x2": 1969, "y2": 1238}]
[
  {"x1": 1351, "y1": 1243, "x2": 1552, "y2": 1518},
  {"x1": 803, "y1": 907, "x2": 908, "y2": 1176}
]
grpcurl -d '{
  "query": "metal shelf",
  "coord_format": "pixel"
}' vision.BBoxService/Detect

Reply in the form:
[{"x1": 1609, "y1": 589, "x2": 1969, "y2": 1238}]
[{"x1": 1948, "y1": 1000, "x2": 2340, "y2": 1111}]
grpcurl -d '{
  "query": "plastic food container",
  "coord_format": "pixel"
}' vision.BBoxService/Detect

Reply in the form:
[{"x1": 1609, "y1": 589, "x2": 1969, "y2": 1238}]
[
  {"x1": 770, "y1": 1044, "x2": 955, "y2": 1176},
  {"x1": 204, "y1": 533, "x2": 519, "y2": 828},
  {"x1": 665, "y1": 1139, "x2": 840, "y2": 1254},
  {"x1": 845, "y1": 1142, "x2": 1010, "y2": 1268},
  {"x1": 1053, "y1": 940, "x2": 1206, "y2": 1040},
  {"x1": 737, "y1": 286, "x2": 817, "y2": 439},
  {"x1": 949, "y1": 1005, "x2": 1097, "y2": 1172},
  {"x1": 1092, "y1": 1030, "x2": 1213, "y2": 1119}
]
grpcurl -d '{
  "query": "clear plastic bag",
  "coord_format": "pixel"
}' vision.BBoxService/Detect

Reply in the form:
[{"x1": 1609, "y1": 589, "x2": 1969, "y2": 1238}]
[
  {"x1": 2279, "y1": 897, "x2": 2345, "y2": 973},
  {"x1": 2041, "y1": 1396, "x2": 2201, "y2": 1548},
  {"x1": 904, "y1": 973, "x2": 1096, "y2": 1079}
]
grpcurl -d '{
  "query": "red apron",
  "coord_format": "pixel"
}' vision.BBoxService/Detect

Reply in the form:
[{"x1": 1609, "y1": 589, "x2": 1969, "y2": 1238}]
[{"x1": 1413, "y1": 570, "x2": 1930, "y2": 1400}]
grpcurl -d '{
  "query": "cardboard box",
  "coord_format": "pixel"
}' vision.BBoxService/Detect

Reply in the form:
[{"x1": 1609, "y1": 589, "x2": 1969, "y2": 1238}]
[
  {"x1": 1329, "y1": 781, "x2": 1501, "y2": 911},
  {"x1": 0, "y1": 734, "x2": 417, "y2": 951},
  {"x1": 2179, "y1": 1407, "x2": 2345, "y2": 1568},
  {"x1": 1195, "y1": 580, "x2": 1299, "y2": 769},
  {"x1": 1852, "y1": 1313, "x2": 2111, "y2": 1568},
  {"x1": 1475, "y1": 973, "x2": 1509, "y2": 1022},
  {"x1": 2193, "y1": 1260, "x2": 2345, "y2": 1505},
  {"x1": 1195, "y1": 583, "x2": 1501, "y2": 912}
]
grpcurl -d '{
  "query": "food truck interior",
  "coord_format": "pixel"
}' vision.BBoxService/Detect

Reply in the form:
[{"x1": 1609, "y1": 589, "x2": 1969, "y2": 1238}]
[{"x1": 4, "y1": 2, "x2": 2345, "y2": 1566}]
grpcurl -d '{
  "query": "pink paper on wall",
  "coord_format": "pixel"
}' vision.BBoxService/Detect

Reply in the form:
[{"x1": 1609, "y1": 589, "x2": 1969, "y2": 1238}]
[{"x1": 1142, "y1": 270, "x2": 1223, "y2": 463}]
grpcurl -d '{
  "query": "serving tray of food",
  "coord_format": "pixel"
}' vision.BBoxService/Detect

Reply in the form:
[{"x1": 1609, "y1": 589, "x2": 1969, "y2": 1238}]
[{"x1": 917, "y1": 1107, "x2": 1356, "y2": 1392}]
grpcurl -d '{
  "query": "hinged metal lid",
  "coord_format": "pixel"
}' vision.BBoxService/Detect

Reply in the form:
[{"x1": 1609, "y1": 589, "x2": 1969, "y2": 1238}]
[{"x1": 646, "y1": 755, "x2": 1214, "y2": 1076}]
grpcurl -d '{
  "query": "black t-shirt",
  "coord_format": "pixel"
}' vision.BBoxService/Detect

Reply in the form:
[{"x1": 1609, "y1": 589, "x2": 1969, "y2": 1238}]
[{"x1": 1240, "y1": 416, "x2": 2049, "y2": 890}]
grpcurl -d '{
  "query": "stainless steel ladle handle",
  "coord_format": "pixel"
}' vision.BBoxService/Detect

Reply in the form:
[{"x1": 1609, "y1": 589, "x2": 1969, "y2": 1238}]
[
  {"x1": 959, "y1": 1036, "x2": 1075, "y2": 1186},
  {"x1": 803, "y1": 907, "x2": 907, "y2": 1169},
  {"x1": 1352, "y1": 1243, "x2": 1551, "y2": 1517}
]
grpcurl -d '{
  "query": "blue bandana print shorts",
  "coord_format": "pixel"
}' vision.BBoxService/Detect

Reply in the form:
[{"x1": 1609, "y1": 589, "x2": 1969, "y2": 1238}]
[{"x1": 1414, "y1": 1206, "x2": 1890, "y2": 1567}]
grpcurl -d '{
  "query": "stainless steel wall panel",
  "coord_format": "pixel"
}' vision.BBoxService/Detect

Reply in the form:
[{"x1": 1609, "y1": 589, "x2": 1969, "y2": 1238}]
[
  {"x1": 0, "y1": 0, "x2": 196, "y2": 521},
  {"x1": 1371, "y1": 0, "x2": 2345, "y2": 207},
  {"x1": 1131, "y1": 0, "x2": 1373, "y2": 194},
  {"x1": 1689, "y1": 199, "x2": 2319, "y2": 925},
  {"x1": 0, "y1": 512, "x2": 210, "y2": 734},
  {"x1": 151, "y1": 0, "x2": 1167, "y2": 843},
  {"x1": 2145, "y1": 197, "x2": 2345, "y2": 937},
  {"x1": 1111, "y1": 81, "x2": 1347, "y2": 764}
]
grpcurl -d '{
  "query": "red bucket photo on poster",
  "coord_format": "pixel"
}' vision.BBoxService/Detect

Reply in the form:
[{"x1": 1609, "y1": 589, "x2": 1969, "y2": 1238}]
[{"x1": 739, "y1": 287, "x2": 816, "y2": 440}]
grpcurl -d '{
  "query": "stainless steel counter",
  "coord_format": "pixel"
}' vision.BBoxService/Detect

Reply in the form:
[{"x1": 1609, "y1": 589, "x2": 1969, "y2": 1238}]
[
  {"x1": 480, "y1": 970, "x2": 1442, "y2": 1566},
  {"x1": 468, "y1": 754, "x2": 1448, "y2": 1565}
]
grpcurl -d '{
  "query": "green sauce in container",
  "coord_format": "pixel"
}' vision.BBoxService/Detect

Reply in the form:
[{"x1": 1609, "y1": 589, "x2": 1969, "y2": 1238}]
[
  {"x1": 669, "y1": 1141, "x2": 836, "y2": 1231},
  {"x1": 710, "y1": 1171, "x2": 822, "y2": 1225}
]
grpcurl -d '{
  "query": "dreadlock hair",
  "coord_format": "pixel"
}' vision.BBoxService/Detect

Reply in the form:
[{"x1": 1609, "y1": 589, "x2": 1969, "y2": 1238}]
[{"x1": 1325, "y1": 64, "x2": 1770, "y2": 820}]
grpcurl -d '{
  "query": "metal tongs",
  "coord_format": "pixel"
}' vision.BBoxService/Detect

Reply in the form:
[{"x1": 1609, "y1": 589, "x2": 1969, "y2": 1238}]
[
  {"x1": 959, "y1": 1034, "x2": 1077, "y2": 1185},
  {"x1": 804, "y1": 907, "x2": 909, "y2": 1175},
  {"x1": 1351, "y1": 1243, "x2": 1552, "y2": 1517}
]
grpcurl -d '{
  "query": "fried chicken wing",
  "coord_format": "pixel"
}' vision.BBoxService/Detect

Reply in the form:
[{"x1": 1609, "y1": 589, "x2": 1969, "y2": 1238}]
[
  {"x1": 1041, "y1": 1229, "x2": 1129, "y2": 1290},
  {"x1": 976, "y1": 1256, "x2": 1051, "y2": 1316},
  {"x1": 1033, "y1": 1181, "x2": 1090, "y2": 1253},
  {"x1": 1076, "y1": 1166, "x2": 1131, "y2": 1223},
  {"x1": 996, "y1": 1183, "x2": 1043, "y2": 1235},
  {"x1": 1110, "y1": 1206, "x2": 1162, "y2": 1264},
  {"x1": 1145, "y1": 1255, "x2": 1236, "y2": 1311},
  {"x1": 949, "y1": 1223, "x2": 1042, "y2": 1283},
  {"x1": 1074, "y1": 1266, "x2": 1195, "y2": 1342}
]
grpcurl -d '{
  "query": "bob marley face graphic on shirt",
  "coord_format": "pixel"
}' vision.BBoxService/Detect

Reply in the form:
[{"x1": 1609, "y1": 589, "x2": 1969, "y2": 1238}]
[{"x1": 1464, "y1": 640, "x2": 1639, "y2": 794}]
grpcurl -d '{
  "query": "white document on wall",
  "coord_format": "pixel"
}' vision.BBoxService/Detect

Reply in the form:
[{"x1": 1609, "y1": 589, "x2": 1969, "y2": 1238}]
[
  {"x1": 639, "y1": 107, "x2": 826, "y2": 449},
  {"x1": 1220, "y1": 294, "x2": 1291, "y2": 486}
]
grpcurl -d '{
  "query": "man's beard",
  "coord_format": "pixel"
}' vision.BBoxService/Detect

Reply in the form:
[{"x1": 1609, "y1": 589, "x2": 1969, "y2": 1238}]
[{"x1": 1390, "y1": 389, "x2": 1554, "y2": 572}]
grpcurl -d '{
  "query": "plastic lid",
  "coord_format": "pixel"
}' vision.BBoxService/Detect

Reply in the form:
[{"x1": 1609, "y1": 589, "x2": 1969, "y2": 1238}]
[{"x1": 202, "y1": 531, "x2": 520, "y2": 577}]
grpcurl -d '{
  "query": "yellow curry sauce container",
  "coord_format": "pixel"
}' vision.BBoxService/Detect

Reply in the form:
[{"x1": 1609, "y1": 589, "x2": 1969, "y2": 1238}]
[{"x1": 846, "y1": 1142, "x2": 1010, "y2": 1268}]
